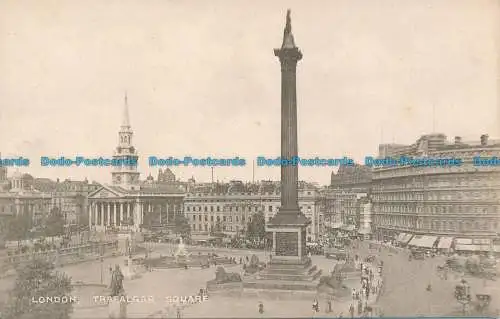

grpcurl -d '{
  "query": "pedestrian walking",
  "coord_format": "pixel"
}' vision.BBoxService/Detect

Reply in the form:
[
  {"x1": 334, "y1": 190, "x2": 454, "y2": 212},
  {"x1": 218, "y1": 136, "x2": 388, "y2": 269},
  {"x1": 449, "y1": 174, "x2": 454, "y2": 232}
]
[
  {"x1": 176, "y1": 306, "x2": 182, "y2": 319},
  {"x1": 258, "y1": 301, "x2": 264, "y2": 315},
  {"x1": 312, "y1": 298, "x2": 319, "y2": 313},
  {"x1": 327, "y1": 299, "x2": 332, "y2": 313},
  {"x1": 349, "y1": 303, "x2": 355, "y2": 318}
]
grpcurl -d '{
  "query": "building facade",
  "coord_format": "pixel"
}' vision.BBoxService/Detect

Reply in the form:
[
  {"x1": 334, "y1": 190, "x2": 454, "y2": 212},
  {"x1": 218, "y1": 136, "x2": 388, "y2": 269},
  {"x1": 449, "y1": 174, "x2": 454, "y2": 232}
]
[
  {"x1": 0, "y1": 171, "x2": 52, "y2": 226},
  {"x1": 183, "y1": 181, "x2": 324, "y2": 241},
  {"x1": 51, "y1": 179, "x2": 101, "y2": 225},
  {"x1": 372, "y1": 133, "x2": 500, "y2": 241},
  {"x1": 88, "y1": 96, "x2": 185, "y2": 232}
]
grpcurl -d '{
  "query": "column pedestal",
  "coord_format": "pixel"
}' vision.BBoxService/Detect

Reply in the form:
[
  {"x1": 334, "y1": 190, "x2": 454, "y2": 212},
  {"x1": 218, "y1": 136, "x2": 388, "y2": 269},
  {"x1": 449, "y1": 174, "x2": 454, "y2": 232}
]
[{"x1": 108, "y1": 298, "x2": 127, "y2": 319}]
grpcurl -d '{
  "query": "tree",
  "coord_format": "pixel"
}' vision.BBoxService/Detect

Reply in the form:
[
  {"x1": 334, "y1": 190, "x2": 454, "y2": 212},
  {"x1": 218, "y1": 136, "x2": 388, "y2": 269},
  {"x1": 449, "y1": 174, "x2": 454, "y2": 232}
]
[
  {"x1": 2, "y1": 213, "x2": 33, "y2": 247},
  {"x1": 3, "y1": 258, "x2": 73, "y2": 319},
  {"x1": 43, "y1": 207, "x2": 65, "y2": 239},
  {"x1": 246, "y1": 212, "x2": 266, "y2": 241},
  {"x1": 174, "y1": 214, "x2": 190, "y2": 239},
  {"x1": 210, "y1": 220, "x2": 223, "y2": 237}
]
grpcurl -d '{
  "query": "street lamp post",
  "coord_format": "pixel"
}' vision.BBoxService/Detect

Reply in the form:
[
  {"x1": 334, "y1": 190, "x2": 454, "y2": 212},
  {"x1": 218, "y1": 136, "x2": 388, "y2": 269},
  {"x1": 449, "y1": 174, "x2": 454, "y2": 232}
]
[{"x1": 100, "y1": 240, "x2": 104, "y2": 284}]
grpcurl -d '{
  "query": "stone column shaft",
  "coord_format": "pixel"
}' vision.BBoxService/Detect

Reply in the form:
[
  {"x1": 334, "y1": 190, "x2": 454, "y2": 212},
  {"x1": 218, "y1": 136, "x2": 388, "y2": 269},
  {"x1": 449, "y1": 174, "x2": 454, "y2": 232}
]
[
  {"x1": 120, "y1": 203, "x2": 124, "y2": 226},
  {"x1": 100, "y1": 203, "x2": 104, "y2": 226},
  {"x1": 107, "y1": 203, "x2": 111, "y2": 226},
  {"x1": 88, "y1": 203, "x2": 92, "y2": 229}
]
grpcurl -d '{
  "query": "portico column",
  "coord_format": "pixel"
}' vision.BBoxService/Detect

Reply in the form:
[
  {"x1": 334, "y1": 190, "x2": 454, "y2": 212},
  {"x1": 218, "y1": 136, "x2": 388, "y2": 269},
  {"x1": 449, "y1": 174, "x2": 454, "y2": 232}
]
[
  {"x1": 88, "y1": 202, "x2": 92, "y2": 229},
  {"x1": 107, "y1": 203, "x2": 111, "y2": 226},
  {"x1": 99, "y1": 203, "x2": 104, "y2": 227},
  {"x1": 134, "y1": 200, "x2": 140, "y2": 228},
  {"x1": 166, "y1": 204, "x2": 169, "y2": 225},
  {"x1": 114, "y1": 203, "x2": 118, "y2": 225},
  {"x1": 120, "y1": 203, "x2": 124, "y2": 227},
  {"x1": 128, "y1": 203, "x2": 132, "y2": 222}
]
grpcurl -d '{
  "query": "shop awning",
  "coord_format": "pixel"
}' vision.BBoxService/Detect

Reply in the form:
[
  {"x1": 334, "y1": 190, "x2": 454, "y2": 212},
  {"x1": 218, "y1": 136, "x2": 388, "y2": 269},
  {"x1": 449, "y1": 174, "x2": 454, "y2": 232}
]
[
  {"x1": 331, "y1": 223, "x2": 343, "y2": 229},
  {"x1": 402, "y1": 234, "x2": 414, "y2": 244},
  {"x1": 456, "y1": 244, "x2": 492, "y2": 252},
  {"x1": 409, "y1": 235, "x2": 437, "y2": 248},
  {"x1": 342, "y1": 225, "x2": 355, "y2": 231},
  {"x1": 437, "y1": 237, "x2": 454, "y2": 249},
  {"x1": 472, "y1": 239, "x2": 492, "y2": 245},
  {"x1": 358, "y1": 228, "x2": 371, "y2": 234},
  {"x1": 396, "y1": 233, "x2": 407, "y2": 242},
  {"x1": 456, "y1": 238, "x2": 473, "y2": 245}
]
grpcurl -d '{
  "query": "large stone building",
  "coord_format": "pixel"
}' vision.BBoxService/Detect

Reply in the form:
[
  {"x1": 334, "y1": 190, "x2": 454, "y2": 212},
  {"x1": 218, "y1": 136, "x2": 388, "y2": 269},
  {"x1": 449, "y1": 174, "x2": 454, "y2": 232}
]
[
  {"x1": 0, "y1": 163, "x2": 9, "y2": 191},
  {"x1": 183, "y1": 180, "x2": 324, "y2": 241},
  {"x1": 51, "y1": 179, "x2": 101, "y2": 226},
  {"x1": 372, "y1": 133, "x2": 500, "y2": 246},
  {"x1": 0, "y1": 171, "x2": 52, "y2": 226},
  {"x1": 330, "y1": 164, "x2": 372, "y2": 193},
  {"x1": 326, "y1": 164, "x2": 372, "y2": 234},
  {"x1": 87, "y1": 96, "x2": 184, "y2": 232}
]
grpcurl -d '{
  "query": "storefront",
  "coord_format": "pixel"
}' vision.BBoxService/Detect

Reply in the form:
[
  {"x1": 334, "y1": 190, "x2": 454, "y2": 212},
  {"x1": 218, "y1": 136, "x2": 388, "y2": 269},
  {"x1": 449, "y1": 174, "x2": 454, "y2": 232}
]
[
  {"x1": 396, "y1": 233, "x2": 414, "y2": 247},
  {"x1": 455, "y1": 238, "x2": 492, "y2": 255},
  {"x1": 437, "y1": 237, "x2": 454, "y2": 254},
  {"x1": 408, "y1": 235, "x2": 438, "y2": 250}
]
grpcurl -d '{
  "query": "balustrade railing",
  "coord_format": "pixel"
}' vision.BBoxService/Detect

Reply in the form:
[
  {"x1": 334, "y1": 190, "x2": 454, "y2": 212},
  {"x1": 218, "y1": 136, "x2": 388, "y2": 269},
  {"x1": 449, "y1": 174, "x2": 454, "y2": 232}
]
[{"x1": 0, "y1": 241, "x2": 118, "y2": 270}]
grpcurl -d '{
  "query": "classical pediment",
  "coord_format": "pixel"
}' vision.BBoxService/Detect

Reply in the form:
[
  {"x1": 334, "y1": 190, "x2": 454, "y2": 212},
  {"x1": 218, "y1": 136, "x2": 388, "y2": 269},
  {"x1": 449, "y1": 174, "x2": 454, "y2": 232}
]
[{"x1": 88, "y1": 185, "x2": 123, "y2": 199}]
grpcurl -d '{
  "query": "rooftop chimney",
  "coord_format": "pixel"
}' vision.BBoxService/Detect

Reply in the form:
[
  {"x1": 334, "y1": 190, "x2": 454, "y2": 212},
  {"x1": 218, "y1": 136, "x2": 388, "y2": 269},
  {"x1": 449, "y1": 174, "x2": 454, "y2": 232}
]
[
  {"x1": 454, "y1": 136, "x2": 462, "y2": 144},
  {"x1": 480, "y1": 134, "x2": 489, "y2": 146}
]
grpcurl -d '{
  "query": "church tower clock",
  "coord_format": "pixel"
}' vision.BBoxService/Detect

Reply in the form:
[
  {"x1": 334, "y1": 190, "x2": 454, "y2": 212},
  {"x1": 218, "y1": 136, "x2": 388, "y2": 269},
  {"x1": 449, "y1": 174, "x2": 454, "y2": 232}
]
[{"x1": 111, "y1": 93, "x2": 140, "y2": 189}]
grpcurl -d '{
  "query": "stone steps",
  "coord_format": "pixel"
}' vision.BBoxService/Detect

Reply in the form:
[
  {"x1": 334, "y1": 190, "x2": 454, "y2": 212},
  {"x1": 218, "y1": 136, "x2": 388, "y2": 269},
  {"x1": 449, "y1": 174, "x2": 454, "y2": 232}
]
[{"x1": 243, "y1": 279, "x2": 318, "y2": 291}]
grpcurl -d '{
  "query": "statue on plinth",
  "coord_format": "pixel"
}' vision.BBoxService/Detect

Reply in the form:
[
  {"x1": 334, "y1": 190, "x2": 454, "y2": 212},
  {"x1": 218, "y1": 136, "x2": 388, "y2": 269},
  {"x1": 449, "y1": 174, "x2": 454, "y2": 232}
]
[
  {"x1": 108, "y1": 264, "x2": 127, "y2": 319},
  {"x1": 174, "y1": 237, "x2": 190, "y2": 264}
]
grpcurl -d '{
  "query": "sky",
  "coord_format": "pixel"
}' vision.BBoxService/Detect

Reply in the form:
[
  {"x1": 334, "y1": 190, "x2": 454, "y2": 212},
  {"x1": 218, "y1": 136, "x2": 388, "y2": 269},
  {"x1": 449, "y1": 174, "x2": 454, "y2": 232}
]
[{"x1": 0, "y1": 0, "x2": 499, "y2": 185}]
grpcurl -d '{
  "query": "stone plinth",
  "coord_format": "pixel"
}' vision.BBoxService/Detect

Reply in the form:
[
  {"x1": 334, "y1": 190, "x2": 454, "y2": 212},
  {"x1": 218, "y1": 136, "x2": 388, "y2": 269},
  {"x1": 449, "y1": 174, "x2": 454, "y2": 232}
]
[
  {"x1": 108, "y1": 298, "x2": 127, "y2": 319},
  {"x1": 124, "y1": 256, "x2": 136, "y2": 280}
]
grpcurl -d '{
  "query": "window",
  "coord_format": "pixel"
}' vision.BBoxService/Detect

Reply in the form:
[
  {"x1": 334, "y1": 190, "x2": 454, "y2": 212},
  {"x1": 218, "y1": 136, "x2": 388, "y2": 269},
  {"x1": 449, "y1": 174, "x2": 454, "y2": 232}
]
[
  {"x1": 204, "y1": 206, "x2": 207, "y2": 212},
  {"x1": 198, "y1": 215, "x2": 202, "y2": 221},
  {"x1": 205, "y1": 215, "x2": 208, "y2": 222},
  {"x1": 210, "y1": 206, "x2": 214, "y2": 212},
  {"x1": 268, "y1": 206, "x2": 272, "y2": 212},
  {"x1": 223, "y1": 216, "x2": 226, "y2": 222},
  {"x1": 186, "y1": 206, "x2": 190, "y2": 212},
  {"x1": 211, "y1": 216, "x2": 214, "y2": 222},
  {"x1": 192, "y1": 215, "x2": 196, "y2": 221},
  {"x1": 217, "y1": 206, "x2": 220, "y2": 212}
]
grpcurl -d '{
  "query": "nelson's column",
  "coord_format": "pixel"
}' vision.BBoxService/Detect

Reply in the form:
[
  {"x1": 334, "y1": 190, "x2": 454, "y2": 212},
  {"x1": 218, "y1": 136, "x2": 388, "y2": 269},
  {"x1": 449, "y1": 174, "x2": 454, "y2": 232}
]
[{"x1": 266, "y1": 10, "x2": 314, "y2": 270}]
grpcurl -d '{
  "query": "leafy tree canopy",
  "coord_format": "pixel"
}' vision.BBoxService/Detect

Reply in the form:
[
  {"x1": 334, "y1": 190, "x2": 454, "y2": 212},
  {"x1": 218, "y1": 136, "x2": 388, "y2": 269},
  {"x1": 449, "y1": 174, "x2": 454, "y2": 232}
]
[
  {"x1": 174, "y1": 214, "x2": 191, "y2": 239},
  {"x1": 2, "y1": 213, "x2": 33, "y2": 242},
  {"x1": 246, "y1": 212, "x2": 266, "y2": 241},
  {"x1": 3, "y1": 258, "x2": 73, "y2": 319}
]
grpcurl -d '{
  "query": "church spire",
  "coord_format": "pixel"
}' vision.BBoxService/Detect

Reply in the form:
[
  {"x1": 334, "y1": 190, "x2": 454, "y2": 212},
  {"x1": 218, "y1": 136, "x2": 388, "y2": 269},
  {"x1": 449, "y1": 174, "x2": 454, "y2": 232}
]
[
  {"x1": 281, "y1": 9, "x2": 297, "y2": 49},
  {"x1": 122, "y1": 91, "x2": 130, "y2": 128}
]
